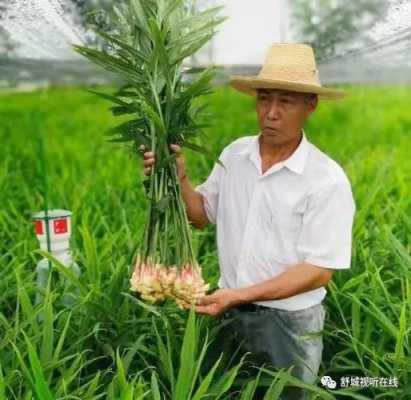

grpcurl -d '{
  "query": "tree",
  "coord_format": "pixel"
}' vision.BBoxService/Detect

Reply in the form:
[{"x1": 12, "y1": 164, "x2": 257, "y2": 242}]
[
  {"x1": 0, "y1": 2, "x2": 16, "y2": 58},
  {"x1": 290, "y1": 0, "x2": 389, "y2": 61},
  {"x1": 0, "y1": 27, "x2": 16, "y2": 59}
]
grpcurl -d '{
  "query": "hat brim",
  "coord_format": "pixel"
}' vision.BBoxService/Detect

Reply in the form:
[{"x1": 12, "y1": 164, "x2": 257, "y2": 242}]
[{"x1": 229, "y1": 75, "x2": 346, "y2": 100}]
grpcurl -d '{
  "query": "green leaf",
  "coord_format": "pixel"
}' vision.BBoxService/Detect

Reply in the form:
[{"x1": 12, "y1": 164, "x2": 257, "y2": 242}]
[
  {"x1": 178, "y1": 6, "x2": 225, "y2": 32},
  {"x1": 174, "y1": 68, "x2": 216, "y2": 107},
  {"x1": 183, "y1": 141, "x2": 226, "y2": 169},
  {"x1": 152, "y1": 196, "x2": 172, "y2": 221},
  {"x1": 52, "y1": 312, "x2": 72, "y2": 364},
  {"x1": 161, "y1": 0, "x2": 185, "y2": 23},
  {"x1": 239, "y1": 373, "x2": 262, "y2": 400},
  {"x1": 40, "y1": 291, "x2": 54, "y2": 367},
  {"x1": 122, "y1": 293, "x2": 162, "y2": 318},
  {"x1": 105, "y1": 119, "x2": 146, "y2": 137},
  {"x1": 183, "y1": 66, "x2": 207, "y2": 74},
  {"x1": 0, "y1": 365, "x2": 6, "y2": 400},
  {"x1": 73, "y1": 45, "x2": 140, "y2": 83},
  {"x1": 138, "y1": 98, "x2": 166, "y2": 134},
  {"x1": 115, "y1": 349, "x2": 128, "y2": 392},
  {"x1": 191, "y1": 353, "x2": 223, "y2": 400},
  {"x1": 15, "y1": 271, "x2": 40, "y2": 336},
  {"x1": 150, "y1": 372, "x2": 162, "y2": 400},
  {"x1": 187, "y1": 331, "x2": 212, "y2": 399},
  {"x1": 394, "y1": 304, "x2": 407, "y2": 367},
  {"x1": 23, "y1": 332, "x2": 55, "y2": 400},
  {"x1": 86, "y1": 89, "x2": 132, "y2": 107},
  {"x1": 106, "y1": 128, "x2": 150, "y2": 147},
  {"x1": 155, "y1": 152, "x2": 177, "y2": 171},
  {"x1": 36, "y1": 250, "x2": 88, "y2": 297},
  {"x1": 171, "y1": 32, "x2": 215, "y2": 66},
  {"x1": 130, "y1": 0, "x2": 150, "y2": 33},
  {"x1": 97, "y1": 30, "x2": 147, "y2": 64},
  {"x1": 172, "y1": 17, "x2": 226, "y2": 52},
  {"x1": 174, "y1": 309, "x2": 197, "y2": 399},
  {"x1": 209, "y1": 354, "x2": 247, "y2": 399},
  {"x1": 153, "y1": 321, "x2": 175, "y2": 394},
  {"x1": 352, "y1": 296, "x2": 398, "y2": 339},
  {"x1": 148, "y1": 18, "x2": 170, "y2": 72},
  {"x1": 262, "y1": 367, "x2": 291, "y2": 399},
  {"x1": 11, "y1": 341, "x2": 34, "y2": 389},
  {"x1": 110, "y1": 105, "x2": 137, "y2": 116}
]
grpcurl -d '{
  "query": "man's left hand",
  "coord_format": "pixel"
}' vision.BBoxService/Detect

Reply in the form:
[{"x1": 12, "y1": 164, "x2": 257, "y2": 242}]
[{"x1": 193, "y1": 288, "x2": 243, "y2": 316}]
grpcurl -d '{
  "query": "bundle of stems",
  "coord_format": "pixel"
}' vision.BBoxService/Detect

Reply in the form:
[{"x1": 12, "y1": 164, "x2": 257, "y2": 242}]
[{"x1": 74, "y1": 0, "x2": 225, "y2": 307}]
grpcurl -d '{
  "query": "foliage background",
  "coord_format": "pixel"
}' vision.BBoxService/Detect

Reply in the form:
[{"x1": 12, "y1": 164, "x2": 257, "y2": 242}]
[{"x1": 0, "y1": 85, "x2": 410, "y2": 398}]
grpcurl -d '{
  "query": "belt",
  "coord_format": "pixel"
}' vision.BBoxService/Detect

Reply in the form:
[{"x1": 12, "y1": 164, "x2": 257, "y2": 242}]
[{"x1": 233, "y1": 303, "x2": 271, "y2": 312}]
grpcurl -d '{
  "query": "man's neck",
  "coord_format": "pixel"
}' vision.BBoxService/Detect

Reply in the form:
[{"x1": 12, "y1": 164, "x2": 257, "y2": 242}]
[{"x1": 258, "y1": 130, "x2": 302, "y2": 163}]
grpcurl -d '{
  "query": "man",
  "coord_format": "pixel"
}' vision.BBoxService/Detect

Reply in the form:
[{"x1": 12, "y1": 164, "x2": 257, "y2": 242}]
[{"x1": 141, "y1": 43, "x2": 356, "y2": 399}]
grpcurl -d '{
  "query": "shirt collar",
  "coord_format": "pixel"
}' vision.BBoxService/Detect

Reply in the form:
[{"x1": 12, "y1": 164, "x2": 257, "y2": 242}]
[{"x1": 236, "y1": 129, "x2": 310, "y2": 175}]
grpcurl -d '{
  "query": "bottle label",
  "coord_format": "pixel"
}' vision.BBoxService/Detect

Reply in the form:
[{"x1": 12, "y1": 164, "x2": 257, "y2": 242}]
[
  {"x1": 34, "y1": 220, "x2": 43, "y2": 235},
  {"x1": 54, "y1": 218, "x2": 68, "y2": 234}
]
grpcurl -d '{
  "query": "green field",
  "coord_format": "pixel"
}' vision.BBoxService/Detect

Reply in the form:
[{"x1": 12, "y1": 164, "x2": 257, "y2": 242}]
[{"x1": 0, "y1": 85, "x2": 410, "y2": 399}]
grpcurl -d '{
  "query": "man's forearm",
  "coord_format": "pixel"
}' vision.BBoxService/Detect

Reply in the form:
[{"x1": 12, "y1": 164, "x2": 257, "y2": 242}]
[
  {"x1": 179, "y1": 176, "x2": 209, "y2": 229},
  {"x1": 235, "y1": 262, "x2": 333, "y2": 304}
]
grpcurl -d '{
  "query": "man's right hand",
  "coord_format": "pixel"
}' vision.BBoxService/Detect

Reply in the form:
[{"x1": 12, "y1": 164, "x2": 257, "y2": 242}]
[
  {"x1": 139, "y1": 143, "x2": 187, "y2": 182},
  {"x1": 138, "y1": 143, "x2": 209, "y2": 229}
]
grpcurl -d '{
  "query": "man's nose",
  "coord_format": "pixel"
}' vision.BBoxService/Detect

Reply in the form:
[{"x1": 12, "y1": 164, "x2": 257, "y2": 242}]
[{"x1": 267, "y1": 99, "x2": 281, "y2": 119}]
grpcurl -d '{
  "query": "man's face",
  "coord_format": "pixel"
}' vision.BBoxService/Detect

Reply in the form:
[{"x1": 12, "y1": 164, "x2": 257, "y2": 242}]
[{"x1": 256, "y1": 89, "x2": 317, "y2": 145}]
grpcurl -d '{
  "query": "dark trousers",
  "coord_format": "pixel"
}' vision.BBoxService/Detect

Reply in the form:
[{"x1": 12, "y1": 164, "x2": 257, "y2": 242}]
[{"x1": 218, "y1": 303, "x2": 326, "y2": 399}]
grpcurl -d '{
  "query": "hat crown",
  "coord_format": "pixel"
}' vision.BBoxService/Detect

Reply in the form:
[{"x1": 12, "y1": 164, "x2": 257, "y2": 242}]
[
  {"x1": 264, "y1": 43, "x2": 316, "y2": 68},
  {"x1": 259, "y1": 43, "x2": 321, "y2": 86},
  {"x1": 228, "y1": 42, "x2": 346, "y2": 100}
]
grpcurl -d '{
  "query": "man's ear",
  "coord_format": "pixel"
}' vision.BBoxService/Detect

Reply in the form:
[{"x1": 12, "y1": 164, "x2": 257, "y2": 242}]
[{"x1": 306, "y1": 95, "x2": 318, "y2": 116}]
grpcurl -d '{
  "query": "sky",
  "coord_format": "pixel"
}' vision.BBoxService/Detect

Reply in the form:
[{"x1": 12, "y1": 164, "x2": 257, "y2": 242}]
[
  {"x1": 1, "y1": 0, "x2": 294, "y2": 63},
  {"x1": 1, "y1": 0, "x2": 411, "y2": 64},
  {"x1": 370, "y1": 0, "x2": 411, "y2": 39},
  {"x1": 196, "y1": 0, "x2": 294, "y2": 66}
]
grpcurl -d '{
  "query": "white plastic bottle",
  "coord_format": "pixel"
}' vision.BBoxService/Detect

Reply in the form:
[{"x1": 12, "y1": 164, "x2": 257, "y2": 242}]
[
  {"x1": 32, "y1": 209, "x2": 81, "y2": 307},
  {"x1": 35, "y1": 249, "x2": 81, "y2": 306}
]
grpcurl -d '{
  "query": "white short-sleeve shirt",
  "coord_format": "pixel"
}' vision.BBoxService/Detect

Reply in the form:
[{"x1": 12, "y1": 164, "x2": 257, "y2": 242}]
[{"x1": 194, "y1": 130, "x2": 356, "y2": 311}]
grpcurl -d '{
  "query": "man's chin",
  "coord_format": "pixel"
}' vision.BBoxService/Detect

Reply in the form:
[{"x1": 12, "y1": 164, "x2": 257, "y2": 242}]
[
  {"x1": 262, "y1": 129, "x2": 282, "y2": 140},
  {"x1": 261, "y1": 131, "x2": 289, "y2": 148},
  {"x1": 263, "y1": 127, "x2": 283, "y2": 137}
]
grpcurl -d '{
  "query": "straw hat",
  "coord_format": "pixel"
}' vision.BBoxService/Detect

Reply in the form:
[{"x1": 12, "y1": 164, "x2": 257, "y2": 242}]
[{"x1": 229, "y1": 43, "x2": 346, "y2": 100}]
